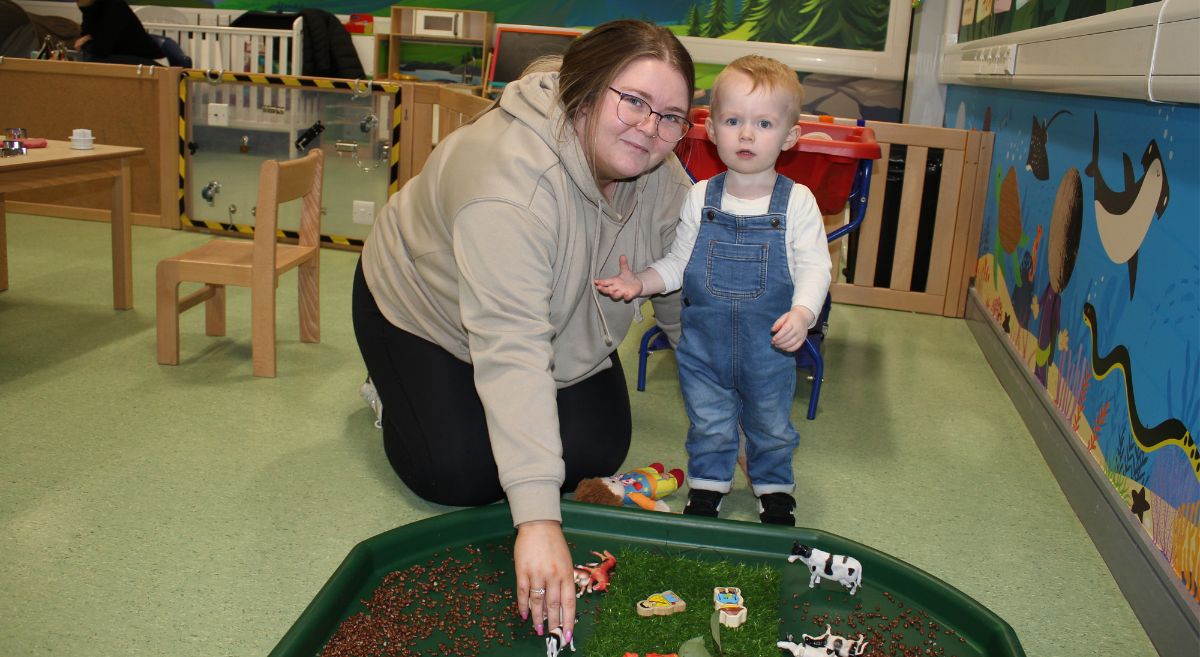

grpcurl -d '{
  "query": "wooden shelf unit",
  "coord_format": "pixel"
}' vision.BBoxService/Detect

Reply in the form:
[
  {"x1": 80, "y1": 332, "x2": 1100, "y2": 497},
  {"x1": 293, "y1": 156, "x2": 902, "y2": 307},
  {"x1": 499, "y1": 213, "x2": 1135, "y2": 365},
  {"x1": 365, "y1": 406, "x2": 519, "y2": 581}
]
[{"x1": 373, "y1": 6, "x2": 492, "y2": 95}]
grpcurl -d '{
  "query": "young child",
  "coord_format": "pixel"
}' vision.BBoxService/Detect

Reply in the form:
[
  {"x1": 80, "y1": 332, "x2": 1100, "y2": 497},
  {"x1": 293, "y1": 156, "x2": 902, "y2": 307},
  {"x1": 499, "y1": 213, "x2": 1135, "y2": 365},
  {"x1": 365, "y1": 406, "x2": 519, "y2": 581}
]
[{"x1": 594, "y1": 55, "x2": 831, "y2": 525}]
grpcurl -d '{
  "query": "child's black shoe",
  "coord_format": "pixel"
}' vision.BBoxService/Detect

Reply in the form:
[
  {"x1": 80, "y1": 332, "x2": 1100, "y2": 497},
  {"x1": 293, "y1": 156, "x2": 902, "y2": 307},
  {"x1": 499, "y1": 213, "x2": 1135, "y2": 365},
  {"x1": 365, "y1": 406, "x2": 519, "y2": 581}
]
[
  {"x1": 757, "y1": 492, "x2": 796, "y2": 526},
  {"x1": 683, "y1": 489, "x2": 724, "y2": 517}
]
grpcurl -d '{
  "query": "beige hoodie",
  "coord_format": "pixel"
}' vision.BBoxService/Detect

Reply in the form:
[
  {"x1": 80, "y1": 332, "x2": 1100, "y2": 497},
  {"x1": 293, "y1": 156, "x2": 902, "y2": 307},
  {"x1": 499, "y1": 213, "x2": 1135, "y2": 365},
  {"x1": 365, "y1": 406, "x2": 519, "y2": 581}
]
[{"x1": 361, "y1": 72, "x2": 690, "y2": 526}]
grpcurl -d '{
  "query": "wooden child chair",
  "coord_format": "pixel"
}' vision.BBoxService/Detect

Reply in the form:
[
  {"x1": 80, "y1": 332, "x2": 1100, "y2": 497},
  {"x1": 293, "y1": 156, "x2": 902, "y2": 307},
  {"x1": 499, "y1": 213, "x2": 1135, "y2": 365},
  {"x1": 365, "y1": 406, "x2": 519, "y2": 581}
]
[{"x1": 156, "y1": 148, "x2": 324, "y2": 377}]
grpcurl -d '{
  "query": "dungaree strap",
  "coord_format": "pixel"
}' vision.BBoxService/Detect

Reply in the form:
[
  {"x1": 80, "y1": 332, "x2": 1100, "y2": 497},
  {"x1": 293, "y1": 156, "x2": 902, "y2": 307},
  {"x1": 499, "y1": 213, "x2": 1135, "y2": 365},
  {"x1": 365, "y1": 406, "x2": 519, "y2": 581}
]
[
  {"x1": 766, "y1": 174, "x2": 795, "y2": 217},
  {"x1": 703, "y1": 172, "x2": 727, "y2": 208},
  {"x1": 702, "y1": 172, "x2": 795, "y2": 218}
]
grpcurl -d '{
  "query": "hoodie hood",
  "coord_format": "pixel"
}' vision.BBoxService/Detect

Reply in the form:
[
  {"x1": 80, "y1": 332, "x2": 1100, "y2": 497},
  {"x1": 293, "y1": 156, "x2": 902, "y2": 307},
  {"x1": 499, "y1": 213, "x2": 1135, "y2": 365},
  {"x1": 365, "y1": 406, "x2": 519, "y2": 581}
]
[{"x1": 499, "y1": 72, "x2": 619, "y2": 218}]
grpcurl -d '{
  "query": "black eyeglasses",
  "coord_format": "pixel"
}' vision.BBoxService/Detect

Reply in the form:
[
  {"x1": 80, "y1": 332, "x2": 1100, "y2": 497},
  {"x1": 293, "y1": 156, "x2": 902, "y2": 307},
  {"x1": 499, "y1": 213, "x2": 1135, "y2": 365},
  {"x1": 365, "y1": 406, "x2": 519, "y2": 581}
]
[{"x1": 608, "y1": 87, "x2": 693, "y2": 143}]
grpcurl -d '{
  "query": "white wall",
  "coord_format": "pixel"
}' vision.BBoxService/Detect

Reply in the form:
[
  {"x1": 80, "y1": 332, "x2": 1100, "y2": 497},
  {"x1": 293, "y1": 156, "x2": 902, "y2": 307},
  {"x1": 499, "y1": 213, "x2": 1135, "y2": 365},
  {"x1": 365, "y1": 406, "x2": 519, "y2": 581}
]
[{"x1": 903, "y1": 1, "x2": 948, "y2": 127}]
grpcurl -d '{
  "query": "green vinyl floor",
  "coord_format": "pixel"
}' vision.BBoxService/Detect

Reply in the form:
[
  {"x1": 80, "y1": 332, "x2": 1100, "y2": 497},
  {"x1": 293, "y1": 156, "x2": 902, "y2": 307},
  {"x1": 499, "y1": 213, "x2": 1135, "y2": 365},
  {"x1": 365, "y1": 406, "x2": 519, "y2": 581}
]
[{"x1": 0, "y1": 213, "x2": 1157, "y2": 657}]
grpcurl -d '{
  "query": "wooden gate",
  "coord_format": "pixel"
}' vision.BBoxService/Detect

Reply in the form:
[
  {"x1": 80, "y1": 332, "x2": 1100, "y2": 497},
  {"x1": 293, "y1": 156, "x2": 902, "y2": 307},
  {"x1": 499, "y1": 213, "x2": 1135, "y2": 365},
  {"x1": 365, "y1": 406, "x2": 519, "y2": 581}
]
[
  {"x1": 820, "y1": 118, "x2": 994, "y2": 318},
  {"x1": 397, "y1": 84, "x2": 494, "y2": 187}
]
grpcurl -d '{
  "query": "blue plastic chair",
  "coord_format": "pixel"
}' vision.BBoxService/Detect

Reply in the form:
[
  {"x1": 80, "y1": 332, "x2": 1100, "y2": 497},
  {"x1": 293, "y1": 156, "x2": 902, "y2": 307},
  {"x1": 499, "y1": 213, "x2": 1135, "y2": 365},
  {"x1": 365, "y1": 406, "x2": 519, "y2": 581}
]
[{"x1": 635, "y1": 153, "x2": 874, "y2": 421}]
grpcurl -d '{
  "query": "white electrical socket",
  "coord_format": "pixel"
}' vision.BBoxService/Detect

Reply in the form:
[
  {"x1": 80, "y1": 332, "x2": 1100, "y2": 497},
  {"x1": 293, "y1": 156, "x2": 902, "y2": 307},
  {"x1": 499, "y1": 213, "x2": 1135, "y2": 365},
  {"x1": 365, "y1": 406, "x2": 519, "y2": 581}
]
[
  {"x1": 208, "y1": 103, "x2": 229, "y2": 127},
  {"x1": 352, "y1": 200, "x2": 376, "y2": 225}
]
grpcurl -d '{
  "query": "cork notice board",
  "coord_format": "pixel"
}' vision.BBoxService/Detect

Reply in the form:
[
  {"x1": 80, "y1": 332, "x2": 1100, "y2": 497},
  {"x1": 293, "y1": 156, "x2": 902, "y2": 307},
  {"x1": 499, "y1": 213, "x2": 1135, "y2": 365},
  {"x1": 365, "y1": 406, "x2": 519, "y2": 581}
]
[{"x1": 0, "y1": 58, "x2": 177, "y2": 228}]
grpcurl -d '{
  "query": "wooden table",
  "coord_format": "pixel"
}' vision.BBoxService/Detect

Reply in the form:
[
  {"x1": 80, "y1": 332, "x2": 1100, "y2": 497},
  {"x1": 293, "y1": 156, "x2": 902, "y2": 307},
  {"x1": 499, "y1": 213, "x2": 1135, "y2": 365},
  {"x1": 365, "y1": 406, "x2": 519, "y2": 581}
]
[{"x1": 0, "y1": 140, "x2": 144, "y2": 309}]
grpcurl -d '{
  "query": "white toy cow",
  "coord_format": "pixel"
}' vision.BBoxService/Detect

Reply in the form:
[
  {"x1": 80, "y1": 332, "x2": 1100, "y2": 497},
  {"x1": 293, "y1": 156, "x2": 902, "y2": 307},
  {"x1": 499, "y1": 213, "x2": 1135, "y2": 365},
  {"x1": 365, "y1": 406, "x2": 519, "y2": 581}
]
[
  {"x1": 545, "y1": 625, "x2": 575, "y2": 657},
  {"x1": 787, "y1": 541, "x2": 863, "y2": 595}
]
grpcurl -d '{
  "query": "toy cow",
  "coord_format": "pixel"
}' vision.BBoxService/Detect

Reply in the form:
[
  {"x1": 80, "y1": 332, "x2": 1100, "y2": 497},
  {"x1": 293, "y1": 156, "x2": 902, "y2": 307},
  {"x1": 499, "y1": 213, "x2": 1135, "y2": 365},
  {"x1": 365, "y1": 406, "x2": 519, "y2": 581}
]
[
  {"x1": 772, "y1": 633, "x2": 868, "y2": 657},
  {"x1": 787, "y1": 542, "x2": 862, "y2": 595},
  {"x1": 776, "y1": 625, "x2": 869, "y2": 657},
  {"x1": 573, "y1": 550, "x2": 617, "y2": 597},
  {"x1": 776, "y1": 635, "x2": 823, "y2": 657},
  {"x1": 545, "y1": 625, "x2": 575, "y2": 657}
]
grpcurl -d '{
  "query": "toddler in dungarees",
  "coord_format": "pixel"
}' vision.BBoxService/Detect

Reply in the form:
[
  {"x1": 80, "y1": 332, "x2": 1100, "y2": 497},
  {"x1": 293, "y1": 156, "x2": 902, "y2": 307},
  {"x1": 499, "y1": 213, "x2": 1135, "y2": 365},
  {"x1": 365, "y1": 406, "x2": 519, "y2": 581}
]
[{"x1": 594, "y1": 55, "x2": 832, "y2": 525}]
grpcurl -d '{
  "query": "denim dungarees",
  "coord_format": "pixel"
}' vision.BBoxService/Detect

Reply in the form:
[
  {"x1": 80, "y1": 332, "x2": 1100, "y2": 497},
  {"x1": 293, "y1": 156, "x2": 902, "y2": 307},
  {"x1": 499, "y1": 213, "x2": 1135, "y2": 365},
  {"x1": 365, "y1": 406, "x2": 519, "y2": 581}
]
[{"x1": 676, "y1": 172, "x2": 800, "y2": 495}]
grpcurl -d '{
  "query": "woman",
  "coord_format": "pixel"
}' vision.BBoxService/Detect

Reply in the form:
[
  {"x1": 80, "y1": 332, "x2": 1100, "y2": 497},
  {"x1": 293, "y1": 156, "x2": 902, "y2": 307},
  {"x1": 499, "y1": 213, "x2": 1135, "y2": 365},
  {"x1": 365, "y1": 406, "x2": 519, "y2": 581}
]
[
  {"x1": 73, "y1": 0, "x2": 163, "y2": 65},
  {"x1": 352, "y1": 19, "x2": 695, "y2": 641}
]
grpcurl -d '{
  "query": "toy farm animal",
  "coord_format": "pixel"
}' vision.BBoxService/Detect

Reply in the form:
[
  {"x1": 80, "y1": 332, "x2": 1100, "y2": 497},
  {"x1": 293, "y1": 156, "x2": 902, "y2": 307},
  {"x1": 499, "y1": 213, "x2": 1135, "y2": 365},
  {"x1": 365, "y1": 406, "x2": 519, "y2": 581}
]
[
  {"x1": 545, "y1": 625, "x2": 575, "y2": 657},
  {"x1": 776, "y1": 635, "x2": 824, "y2": 657},
  {"x1": 787, "y1": 542, "x2": 862, "y2": 595},
  {"x1": 777, "y1": 633, "x2": 864, "y2": 657},
  {"x1": 776, "y1": 625, "x2": 869, "y2": 657},
  {"x1": 573, "y1": 550, "x2": 617, "y2": 597},
  {"x1": 573, "y1": 463, "x2": 684, "y2": 512}
]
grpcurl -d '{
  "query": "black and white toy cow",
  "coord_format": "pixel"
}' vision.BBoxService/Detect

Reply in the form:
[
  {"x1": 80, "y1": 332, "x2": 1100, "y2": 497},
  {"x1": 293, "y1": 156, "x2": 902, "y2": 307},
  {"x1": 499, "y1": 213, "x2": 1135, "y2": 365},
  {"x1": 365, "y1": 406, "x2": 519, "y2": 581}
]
[
  {"x1": 545, "y1": 625, "x2": 575, "y2": 657},
  {"x1": 775, "y1": 635, "x2": 820, "y2": 657},
  {"x1": 778, "y1": 625, "x2": 869, "y2": 657},
  {"x1": 787, "y1": 542, "x2": 863, "y2": 595},
  {"x1": 777, "y1": 632, "x2": 869, "y2": 657}
]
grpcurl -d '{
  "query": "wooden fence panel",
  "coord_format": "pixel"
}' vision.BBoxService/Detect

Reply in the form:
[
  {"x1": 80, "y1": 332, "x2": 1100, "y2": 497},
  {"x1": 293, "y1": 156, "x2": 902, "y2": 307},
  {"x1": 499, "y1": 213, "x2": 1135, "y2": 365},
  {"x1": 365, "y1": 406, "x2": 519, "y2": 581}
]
[
  {"x1": 852, "y1": 141, "x2": 890, "y2": 291},
  {"x1": 891, "y1": 144, "x2": 928, "y2": 292},
  {"x1": 398, "y1": 83, "x2": 493, "y2": 190},
  {"x1": 820, "y1": 117, "x2": 994, "y2": 318}
]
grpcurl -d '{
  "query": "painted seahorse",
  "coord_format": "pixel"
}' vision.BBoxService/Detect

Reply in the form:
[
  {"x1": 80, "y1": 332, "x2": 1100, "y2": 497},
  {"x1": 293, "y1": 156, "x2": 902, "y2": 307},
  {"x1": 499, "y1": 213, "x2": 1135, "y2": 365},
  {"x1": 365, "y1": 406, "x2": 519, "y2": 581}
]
[{"x1": 1083, "y1": 302, "x2": 1198, "y2": 480}]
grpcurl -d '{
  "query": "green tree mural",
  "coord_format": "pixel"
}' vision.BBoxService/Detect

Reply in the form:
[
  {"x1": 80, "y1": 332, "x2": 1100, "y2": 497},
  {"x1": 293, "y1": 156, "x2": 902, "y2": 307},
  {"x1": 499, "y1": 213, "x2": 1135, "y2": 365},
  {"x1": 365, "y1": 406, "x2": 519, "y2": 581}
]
[
  {"x1": 703, "y1": 0, "x2": 733, "y2": 38},
  {"x1": 737, "y1": 0, "x2": 764, "y2": 28},
  {"x1": 686, "y1": 4, "x2": 704, "y2": 37},
  {"x1": 791, "y1": 0, "x2": 890, "y2": 51},
  {"x1": 747, "y1": 0, "x2": 803, "y2": 43}
]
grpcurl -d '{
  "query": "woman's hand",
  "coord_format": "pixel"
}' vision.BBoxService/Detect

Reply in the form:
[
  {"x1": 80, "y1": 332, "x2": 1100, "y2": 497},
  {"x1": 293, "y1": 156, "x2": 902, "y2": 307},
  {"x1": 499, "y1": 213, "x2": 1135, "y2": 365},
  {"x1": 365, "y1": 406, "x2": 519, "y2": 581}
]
[
  {"x1": 514, "y1": 519, "x2": 576, "y2": 643},
  {"x1": 74, "y1": 34, "x2": 92, "y2": 50}
]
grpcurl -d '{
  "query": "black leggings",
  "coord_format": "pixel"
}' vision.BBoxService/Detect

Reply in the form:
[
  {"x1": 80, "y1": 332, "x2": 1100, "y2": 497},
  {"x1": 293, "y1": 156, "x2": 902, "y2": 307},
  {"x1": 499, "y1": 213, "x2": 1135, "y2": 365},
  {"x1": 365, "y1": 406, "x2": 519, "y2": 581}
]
[{"x1": 352, "y1": 259, "x2": 632, "y2": 507}]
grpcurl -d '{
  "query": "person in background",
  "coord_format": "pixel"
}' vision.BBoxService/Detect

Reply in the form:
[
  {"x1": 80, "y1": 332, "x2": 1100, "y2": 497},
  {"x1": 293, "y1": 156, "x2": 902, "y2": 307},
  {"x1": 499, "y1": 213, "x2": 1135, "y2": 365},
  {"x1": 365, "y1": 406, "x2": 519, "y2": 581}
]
[
  {"x1": 74, "y1": 0, "x2": 161, "y2": 65},
  {"x1": 352, "y1": 19, "x2": 695, "y2": 644},
  {"x1": 595, "y1": 55, "x2": 832, "y2": 526}
]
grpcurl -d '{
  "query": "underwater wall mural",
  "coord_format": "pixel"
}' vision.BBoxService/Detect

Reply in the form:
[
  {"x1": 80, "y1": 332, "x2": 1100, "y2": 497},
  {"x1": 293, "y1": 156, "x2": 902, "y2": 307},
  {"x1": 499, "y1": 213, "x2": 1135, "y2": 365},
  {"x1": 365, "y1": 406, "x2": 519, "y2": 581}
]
[{"x1": 947, "y1": 85, "x2": 1200, "y2": 604}]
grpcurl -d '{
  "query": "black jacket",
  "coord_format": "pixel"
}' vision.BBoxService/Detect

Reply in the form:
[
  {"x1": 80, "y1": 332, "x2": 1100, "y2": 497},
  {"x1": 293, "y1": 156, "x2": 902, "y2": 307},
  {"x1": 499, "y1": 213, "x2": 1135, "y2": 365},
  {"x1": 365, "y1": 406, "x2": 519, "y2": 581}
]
[
  {"x1": 79, "y1": 0, "x2": 160, "y2": 60},
  {"x1": 298, "y1": 8, "x2": 365, "y2": 79}
]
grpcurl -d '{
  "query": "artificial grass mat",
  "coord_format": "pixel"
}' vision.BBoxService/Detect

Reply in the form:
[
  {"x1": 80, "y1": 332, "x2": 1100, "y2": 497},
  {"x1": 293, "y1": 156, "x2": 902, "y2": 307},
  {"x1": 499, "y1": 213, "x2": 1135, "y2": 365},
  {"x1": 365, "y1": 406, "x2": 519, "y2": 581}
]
[{"x1": 584, "y1": 546, "x2": 782, "y2": 657}]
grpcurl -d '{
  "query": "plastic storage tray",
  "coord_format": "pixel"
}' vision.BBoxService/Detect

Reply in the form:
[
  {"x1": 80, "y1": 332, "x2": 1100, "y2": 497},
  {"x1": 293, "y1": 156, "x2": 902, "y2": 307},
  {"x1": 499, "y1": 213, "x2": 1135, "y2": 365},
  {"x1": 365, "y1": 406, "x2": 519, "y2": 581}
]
[
  {"x1": 271, "y1": 502, "x2": 1024, "y2": 656},
  {"x1": 674, "y1": 110, "x2": 882, "y2": 216}
]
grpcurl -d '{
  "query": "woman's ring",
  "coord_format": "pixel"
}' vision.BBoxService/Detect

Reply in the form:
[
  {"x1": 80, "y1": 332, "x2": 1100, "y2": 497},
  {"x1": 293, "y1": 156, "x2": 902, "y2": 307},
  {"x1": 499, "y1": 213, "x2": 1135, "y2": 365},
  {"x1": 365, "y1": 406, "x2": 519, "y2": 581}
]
[{"x1": 530, "y1": 587, "x2": 546, "y2": 596}]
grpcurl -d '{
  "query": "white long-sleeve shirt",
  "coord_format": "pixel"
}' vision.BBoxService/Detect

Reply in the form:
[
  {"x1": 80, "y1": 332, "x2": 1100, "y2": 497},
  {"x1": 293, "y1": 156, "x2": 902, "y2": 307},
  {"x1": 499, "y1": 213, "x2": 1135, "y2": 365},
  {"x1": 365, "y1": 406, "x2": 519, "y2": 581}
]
[{"x1": 648, "y1": 178, "x2": 833, "y2": 327}]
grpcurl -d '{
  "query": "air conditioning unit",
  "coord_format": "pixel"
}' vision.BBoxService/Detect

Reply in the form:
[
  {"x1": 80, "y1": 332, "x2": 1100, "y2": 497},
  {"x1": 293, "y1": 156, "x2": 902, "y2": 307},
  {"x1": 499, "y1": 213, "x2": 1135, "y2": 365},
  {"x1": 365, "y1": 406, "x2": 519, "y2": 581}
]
[{"x1": 940, "y1": 0, "x2": 1199, "y2": 104}]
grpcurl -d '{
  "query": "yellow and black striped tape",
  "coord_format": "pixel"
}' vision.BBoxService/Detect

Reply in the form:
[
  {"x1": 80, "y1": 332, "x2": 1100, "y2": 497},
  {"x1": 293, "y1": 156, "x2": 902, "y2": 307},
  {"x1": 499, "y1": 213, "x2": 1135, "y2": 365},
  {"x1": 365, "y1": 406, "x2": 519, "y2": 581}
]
[{"x1": 176, "y1": 70, "x2": 403, "y2": 250}]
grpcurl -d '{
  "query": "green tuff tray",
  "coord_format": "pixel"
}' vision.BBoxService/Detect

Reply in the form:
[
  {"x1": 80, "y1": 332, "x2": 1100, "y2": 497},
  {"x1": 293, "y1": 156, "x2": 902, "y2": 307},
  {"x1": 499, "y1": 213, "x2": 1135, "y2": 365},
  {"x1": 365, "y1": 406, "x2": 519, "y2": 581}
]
[{"x1": 271, "y1": 501, "x2": 1025, "y2": 656}]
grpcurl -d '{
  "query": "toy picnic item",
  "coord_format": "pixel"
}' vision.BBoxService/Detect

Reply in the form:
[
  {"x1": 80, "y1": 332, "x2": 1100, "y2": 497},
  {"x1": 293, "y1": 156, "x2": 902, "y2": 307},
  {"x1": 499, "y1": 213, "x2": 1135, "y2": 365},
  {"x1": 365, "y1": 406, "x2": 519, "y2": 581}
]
[
  {"x1": 787, "y1": 541, "x2": 863, "y2": 595},
  {"x1": 573, "y1": 463, "x2": 684, "y2": 512},
  {"x1": 777, "y1": 625, "x2": 869, "y2": 657},
  {"x1": 545, "y1": 624, "x2": 575, "y2": 657},
  {"x1": 712, "y1": 587, "x2": 746, "y2": 628},
  {"x1": 636, "y1": 590, "x2": 687, "y2": 617},
  {"x1": 573, "y1": 549, "x2": 617, "y2": 597}
]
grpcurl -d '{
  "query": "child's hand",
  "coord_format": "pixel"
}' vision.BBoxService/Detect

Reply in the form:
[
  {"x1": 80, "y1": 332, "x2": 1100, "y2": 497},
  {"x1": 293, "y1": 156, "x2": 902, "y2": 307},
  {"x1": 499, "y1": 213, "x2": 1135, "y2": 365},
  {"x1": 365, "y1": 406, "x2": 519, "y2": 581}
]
[
  {"x1": 770, "y1": 306, "x2": 815, "y2": 352},
  {"x1": 594, "y1": 255, "x2": 644, "y2": 301}
]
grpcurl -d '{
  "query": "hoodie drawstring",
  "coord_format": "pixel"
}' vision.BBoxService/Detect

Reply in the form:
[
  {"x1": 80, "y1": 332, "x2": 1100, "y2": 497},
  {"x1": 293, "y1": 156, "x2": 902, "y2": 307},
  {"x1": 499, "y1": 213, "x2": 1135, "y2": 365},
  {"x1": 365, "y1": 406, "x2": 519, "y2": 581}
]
[{"x1": 590, "y1": 199, "x2": 615, "y2": 347}]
